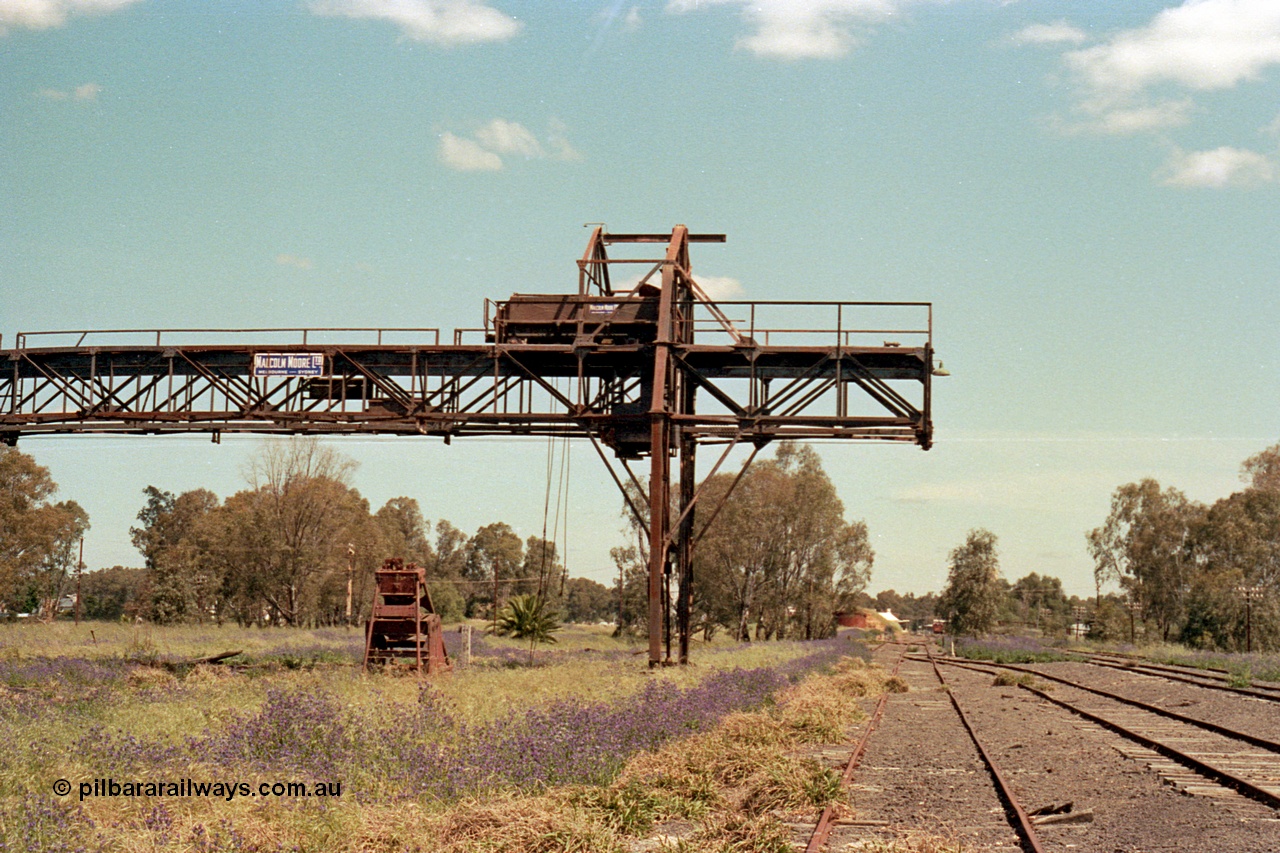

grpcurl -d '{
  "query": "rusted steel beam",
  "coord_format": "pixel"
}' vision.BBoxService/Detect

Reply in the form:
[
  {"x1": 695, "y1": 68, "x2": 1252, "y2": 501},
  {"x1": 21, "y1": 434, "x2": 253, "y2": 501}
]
[
  {"x1": 645, "y1": 226, "x2": 688, "y2": 667},
  {"x1": 603, "y1": 232, "x2": 725, "y2": 243}
]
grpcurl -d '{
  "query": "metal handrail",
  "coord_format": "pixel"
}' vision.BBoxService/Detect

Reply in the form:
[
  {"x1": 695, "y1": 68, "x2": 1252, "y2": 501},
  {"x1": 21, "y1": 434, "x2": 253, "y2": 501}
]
[
  {"x1": 11, "y1": 327, "x2": 442, "y2": 350},
  {"x1": 452, "y1": 328, "x2": 486, "y2": 345},
  {"x1": 693, "y1": 300, "x2": 932, "y2": 346},
  {"x1": 481, "y1": 296, "x2": 933, "y2": 349}
]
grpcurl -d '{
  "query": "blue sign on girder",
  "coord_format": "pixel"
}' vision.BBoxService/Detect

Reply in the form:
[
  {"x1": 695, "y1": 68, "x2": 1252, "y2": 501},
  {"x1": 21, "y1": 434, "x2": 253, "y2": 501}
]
[{"x1": 252, "y1": 353, "x2": 324, "y2": 376}]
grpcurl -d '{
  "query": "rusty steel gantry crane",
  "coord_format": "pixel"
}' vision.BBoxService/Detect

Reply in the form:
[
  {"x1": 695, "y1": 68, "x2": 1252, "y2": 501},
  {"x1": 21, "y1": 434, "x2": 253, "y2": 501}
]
[{"x1": 0, "y1": 226, "x2": 938, "y2": 666}]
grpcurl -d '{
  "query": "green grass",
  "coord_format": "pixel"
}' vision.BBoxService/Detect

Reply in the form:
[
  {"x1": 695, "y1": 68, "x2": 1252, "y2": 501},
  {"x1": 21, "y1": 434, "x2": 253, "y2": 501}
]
[
  {"x1": 0, "y1": 622, "x2": 858, "y2": 852},
  {"x1": 1140, "y1": 646, "x2": 1280, "y2": 684},
  {"x1": 952, "y1": 638, "x2": 1081, "y2": 665}
]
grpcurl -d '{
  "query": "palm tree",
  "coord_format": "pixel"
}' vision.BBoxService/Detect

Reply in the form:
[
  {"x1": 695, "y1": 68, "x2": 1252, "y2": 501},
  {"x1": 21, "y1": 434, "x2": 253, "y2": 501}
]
[{"x1": 494, "y1": 594, "x2": 561, "y2": 665}]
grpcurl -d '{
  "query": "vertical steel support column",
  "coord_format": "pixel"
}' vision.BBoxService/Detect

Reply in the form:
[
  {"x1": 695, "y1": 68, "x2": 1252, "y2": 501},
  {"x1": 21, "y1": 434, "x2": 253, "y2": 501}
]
[
  {"x1": 675, "y1": 253, "x2": 697, "y2": 664},
  {"x1": 646, "y1": 226, "x2": 689, "y2": 667},
  {"x1": 647, "y1": 370, "x2": 671, "y2": 666},
  {"x1": 676, "y1": 429, "x2": 696, "y2": 663}
]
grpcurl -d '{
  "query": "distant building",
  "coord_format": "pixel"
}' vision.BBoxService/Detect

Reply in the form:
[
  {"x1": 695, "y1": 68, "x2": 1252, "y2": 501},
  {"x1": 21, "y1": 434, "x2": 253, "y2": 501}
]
[
  {"x1": 835, "y1": 611, "x2": 869, "y2": 629},
  {"x1": 877, "y1": 610, "x2": 905, "y2": 631}
]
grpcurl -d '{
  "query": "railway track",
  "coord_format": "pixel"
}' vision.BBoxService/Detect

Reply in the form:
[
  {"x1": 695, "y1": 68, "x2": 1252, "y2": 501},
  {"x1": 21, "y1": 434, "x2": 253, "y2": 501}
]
[
  {"x1": 1083, "y1": 651, "x2": 1280, "y2": 702},
  {"x1": 804, "y1": 646, "x2": 906, "y2": 853},
  {"x1": 930, "y1": 656, "x2": 1280, "y2": 818},
  {"x1": 808, "y1": 642, "x2": 1045, "y2": 852}
]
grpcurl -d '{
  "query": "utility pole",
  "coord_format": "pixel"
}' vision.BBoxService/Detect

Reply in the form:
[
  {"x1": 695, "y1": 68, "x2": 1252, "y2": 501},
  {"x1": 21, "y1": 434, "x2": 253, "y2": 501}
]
[
  {"x1": 1238, "y1": 585, "x2": 1263, "y2": 653},
  {"x1": 74, "y1": 536, "x2": 84, "y2": 626},
  {"x1": 1125, "y1": 595, "x2": 1143, "y2": 644},
  {"x1": 345, "y1": 542, "x2": 355, "y2": 628}
]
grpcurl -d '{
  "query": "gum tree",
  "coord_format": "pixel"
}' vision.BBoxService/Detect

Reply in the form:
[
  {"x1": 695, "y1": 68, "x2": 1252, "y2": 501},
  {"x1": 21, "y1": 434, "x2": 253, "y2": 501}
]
[
  {"x1": 1087, "y1": 479, "x2": 1201, "y2": 641},
  {"x1": 938, "y1": 529, "x2": 1003, "y2": 637},
  {"x1": 692, "y1": 442, "x2": 874, "y2": 642},
  {"x1": 0, "y1": 447, "x2": 89, "y2": 617}
]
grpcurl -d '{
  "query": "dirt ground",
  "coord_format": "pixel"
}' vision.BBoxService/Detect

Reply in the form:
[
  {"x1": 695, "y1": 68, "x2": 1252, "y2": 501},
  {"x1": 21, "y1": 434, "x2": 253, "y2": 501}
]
[{"x1": 819, "y1": 645, "x2": 1280, "y2": 852}]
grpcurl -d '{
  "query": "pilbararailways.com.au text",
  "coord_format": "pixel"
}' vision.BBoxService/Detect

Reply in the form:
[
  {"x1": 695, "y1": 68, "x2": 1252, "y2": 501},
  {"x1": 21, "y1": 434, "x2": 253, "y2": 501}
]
[{"x1": 60, "y1": 778, "x2": 341, "y2": 802}]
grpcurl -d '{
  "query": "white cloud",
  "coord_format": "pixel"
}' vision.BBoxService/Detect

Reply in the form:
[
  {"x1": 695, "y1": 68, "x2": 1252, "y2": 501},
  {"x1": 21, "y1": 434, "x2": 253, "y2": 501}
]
[
  {"x1": 1065, "y1": 0, "x2": 1280, "y2": 94},
  {"x1": 546, "y1": 117, "x2": 582, "y2": 162},
  {"x1": 666, "y1": 0, "x2": 901, "y2": 60},
  {"x1": 438, "y1": 132, "x2": 503, "y2": 171},
  {"x1": 694, "y1": 275, "x2": 744, "y2": 301},
  {"x1": 1158, "y1": 146, "x2": 1276, "y2": 188},
  {"x1": 439, "y1": 118, "x2": 580, "y2": 171},
  {"x1": 309, "y1": 0, "x2": 520, "y2": 46},
  {"x1": 1011, "y1": 21, "x2": 1086, "y2": 46},
  {"x1": 1064, "y1": 98, "x2": 1194, "y2": 135},
  {"x1": 624, "y1": 6, "x2": 641, "y2": 30},
  {"x1": 37, "y1": 81, "x2": 101, "y2": 100},
  {"x1": 1039, "y1": 1, "x2": 1280, "y2": 142},
  {"x1": 0, "y1": 0, "x2": 140, "y2": 34},
  {"x1": 473, "y1": 118, "x2": 543, "y2": 158}
]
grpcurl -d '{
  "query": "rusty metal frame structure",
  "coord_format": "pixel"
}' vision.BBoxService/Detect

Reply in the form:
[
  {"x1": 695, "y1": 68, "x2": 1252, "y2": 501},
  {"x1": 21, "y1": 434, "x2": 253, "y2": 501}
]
[{"x1": 0, "y1": 226, "x2": 936, "y2": 666}]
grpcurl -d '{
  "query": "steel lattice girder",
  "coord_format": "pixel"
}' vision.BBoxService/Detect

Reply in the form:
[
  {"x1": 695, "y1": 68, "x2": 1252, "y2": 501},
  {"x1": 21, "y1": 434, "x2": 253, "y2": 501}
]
[
  {"x1": 0, "y1": 227, "x2": 939, "y2": 667},
  {"x1": 0, "y1": 340, "x2": 931, "y2": 438},
  {"x1": 0, "y1": 341, "x2": 931, "y2": 446}
]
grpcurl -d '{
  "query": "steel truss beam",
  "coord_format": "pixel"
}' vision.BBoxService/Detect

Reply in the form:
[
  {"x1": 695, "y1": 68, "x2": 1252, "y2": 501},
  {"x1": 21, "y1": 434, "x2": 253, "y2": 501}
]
[{"x1": 1, "y1": 226, "x2": 937, "y2": 666}]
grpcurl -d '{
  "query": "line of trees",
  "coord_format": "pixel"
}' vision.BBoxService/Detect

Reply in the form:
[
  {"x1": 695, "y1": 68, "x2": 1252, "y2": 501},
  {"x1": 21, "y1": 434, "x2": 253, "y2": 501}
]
[
  {"x1": 935, "y1": 441, "x2": 1280, "y2": 649},
  {"x1": 2, "y1": 438, "x2": 1076, "y2": 641},
  {"x1": 4, "y1": 439, "x2": 882, "y2": 637},
  {"x1": 127, "y1": 438, "x2": 620, "y2": 626},
  {"x1": 612, "y1": 443, "x2": 876, "y2": 642},
  {"x1": 0, "y1": 440, "x2": 617, "y2": 627},
  {"x1": 1087, "y1": 443, "x2": 1280, "y2": 651},
  {"x1": 934, "y1": 530, "x2": 1090, "y2": 638},
  {"x1": 0, "y1": 447, "x2": 89, "y2": 619}
]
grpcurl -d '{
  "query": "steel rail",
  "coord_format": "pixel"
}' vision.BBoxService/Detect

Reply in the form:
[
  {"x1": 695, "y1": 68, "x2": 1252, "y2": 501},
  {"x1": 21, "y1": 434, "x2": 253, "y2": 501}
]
[
  {"x1": 1088, "y1": 651, "x2": 1280, "y2": 695},
  {"x1": 804, "y1": 647, "x2": 906, "y2": 853},
  {"x1": 926, "y1": 656, "x2": 1280, "y2": 753},
  {"x1": 1017, "y1": 682, "x2": 1280, "y2": 810},
  {"x1": 1087, "y1": 649, "x2": 1233, "y2": 673},
  {"x1": 924, "y1": 649, "x2": 1046, "y2": 853},
  {"x1": 927, "y1": 656, "x2": 1280, "y2": 810},
  {"x1": 1087, "y1": 650, "x2": 1280, "y2": 694},
  {"x1": 1085, "y1": 656, "x2": 1280, "y2": 702}
]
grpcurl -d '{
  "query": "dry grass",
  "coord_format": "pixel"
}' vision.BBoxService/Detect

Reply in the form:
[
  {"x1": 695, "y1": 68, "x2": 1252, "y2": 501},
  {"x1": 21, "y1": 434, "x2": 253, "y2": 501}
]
[
  {"x1": 990, "y1": 671, "x2": 1051, "y2": 691},
  {"x1": 607, "y1": 658, "x2": 909, "y2": 852},
  {"x1": 315, "y1": 654, "x2": 905, "y2": 853},
  {"x1": 418, "y1": 795, "x2": 622, "y2": 853},
  {"x1": 1, "y1": 625, "x2": 914, "y2": 853},
  {"x1": 674, "y1": 812, "x2": 795, "y2": 853}
]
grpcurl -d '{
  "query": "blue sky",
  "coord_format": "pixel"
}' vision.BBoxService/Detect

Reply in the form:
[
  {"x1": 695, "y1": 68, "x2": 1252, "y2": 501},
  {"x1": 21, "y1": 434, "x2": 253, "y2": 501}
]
[{"x1": 3, "y1": 0, "x2": 1279, "y2": 597}]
